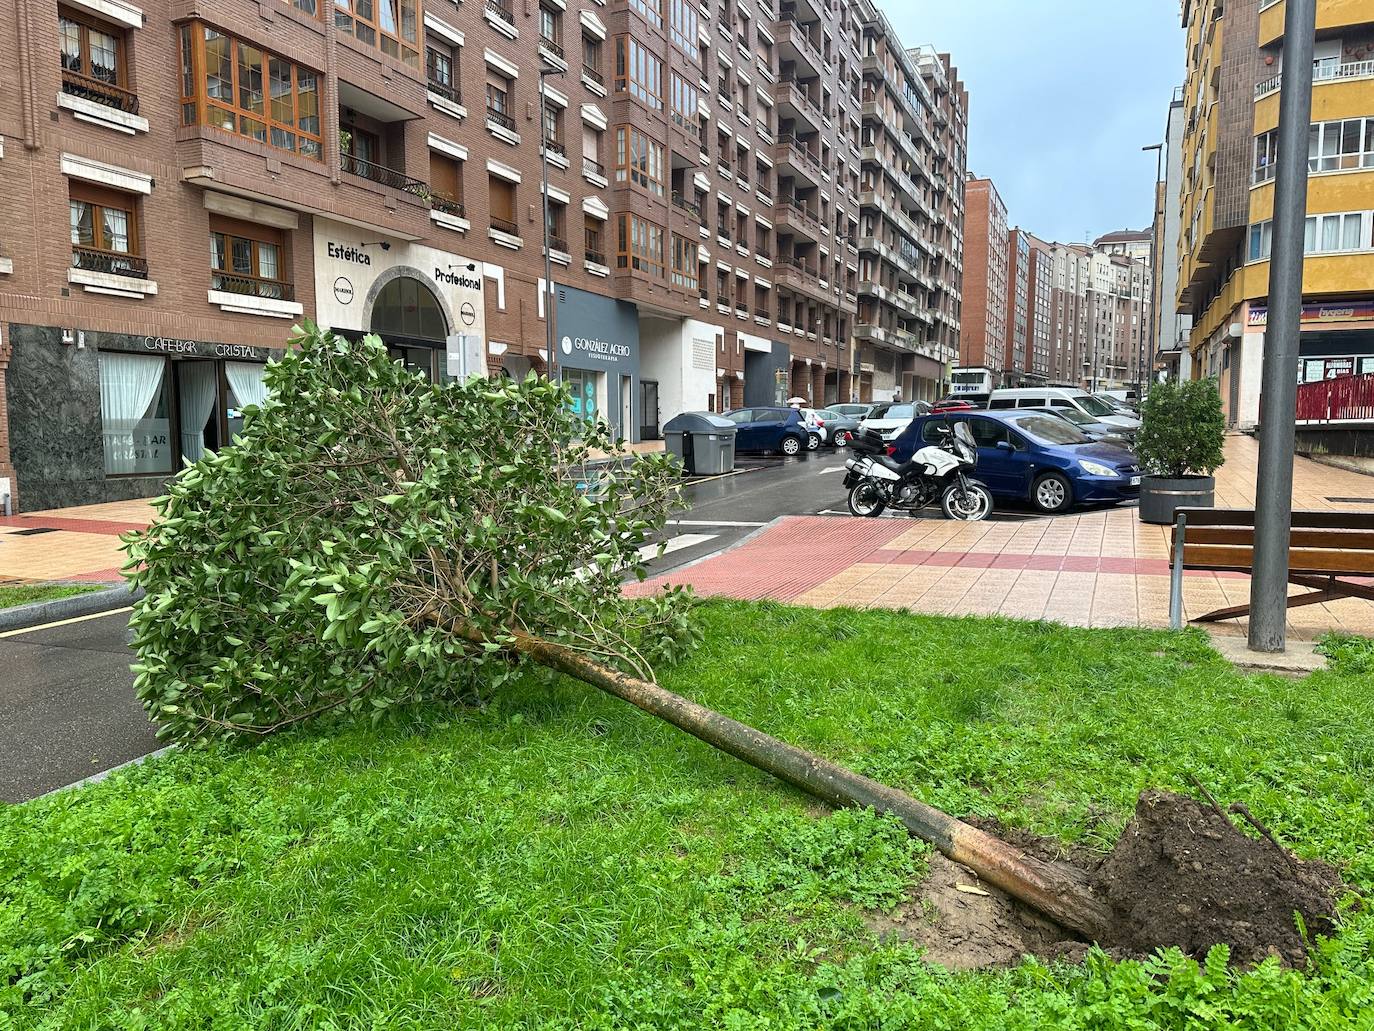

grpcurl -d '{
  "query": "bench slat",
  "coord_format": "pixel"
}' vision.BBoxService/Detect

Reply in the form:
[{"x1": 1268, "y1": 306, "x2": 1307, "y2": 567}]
[
  {"x1": 1175, "y1": 507, "x2": 1374, "y2": 530},
  {"x1": 1177, "y1": 527, "x2": 1374, "y2": 549},
  {"x1": 1182, "y1": 544, "x2": 1374, "y2": 576}
]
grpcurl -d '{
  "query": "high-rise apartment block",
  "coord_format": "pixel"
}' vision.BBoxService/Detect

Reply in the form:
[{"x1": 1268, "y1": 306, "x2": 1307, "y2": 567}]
[
  {"x1": 0, "y1": 0, "x2": 968, "y2": 510},
  {"x1": 960, "y1": 175, "x2": 1008, "y2": 376},
  {"x1": 1175, "y1": 0, "x2": 1374, "y2": 427}
]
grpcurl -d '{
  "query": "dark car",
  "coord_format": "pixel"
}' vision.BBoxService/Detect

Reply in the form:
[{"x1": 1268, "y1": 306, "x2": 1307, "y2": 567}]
[
  {"x1": 814, "y1": 408, "x2": 862, "y2": 447},
  {"x1": 892, "y1": 410, "x2": 1141, "y2": 514},
  {"x1": 722, "y1": 407, "x2": 810, "y2": 456},
  {"x1": 1022, "y1": 406, "x2": 1135, "y2": 448}
]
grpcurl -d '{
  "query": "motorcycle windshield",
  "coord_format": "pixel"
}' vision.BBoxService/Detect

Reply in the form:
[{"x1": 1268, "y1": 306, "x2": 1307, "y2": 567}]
[{"x1": 953, "y1": 421, "x2": 977, "y2": 462}]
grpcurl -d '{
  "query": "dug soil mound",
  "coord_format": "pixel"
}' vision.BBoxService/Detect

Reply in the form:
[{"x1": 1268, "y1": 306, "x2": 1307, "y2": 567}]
[{"x1": 1096, "y1": 789, "x2": 1348, "y2": 968}]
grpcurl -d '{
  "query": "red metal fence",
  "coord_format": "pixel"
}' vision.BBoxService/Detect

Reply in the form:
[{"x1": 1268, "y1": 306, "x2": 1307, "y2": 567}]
[{"x1": 1296, "y1": 372, "x2": 1374, "y2": 423}]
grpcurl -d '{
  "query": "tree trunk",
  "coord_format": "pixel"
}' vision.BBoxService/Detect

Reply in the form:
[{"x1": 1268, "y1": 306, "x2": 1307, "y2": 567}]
[{"x1": 459, "y1": 622, "x2": 1114, "y2": 941}]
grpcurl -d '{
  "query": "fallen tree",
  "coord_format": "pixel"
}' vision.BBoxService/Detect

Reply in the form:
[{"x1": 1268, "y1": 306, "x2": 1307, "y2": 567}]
[{"x1": 125, "y1": 324, "x2": 1344, "y2": 959}]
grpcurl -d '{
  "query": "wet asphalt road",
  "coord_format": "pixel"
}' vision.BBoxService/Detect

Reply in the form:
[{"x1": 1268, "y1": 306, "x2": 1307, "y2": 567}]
[{"x1": 0, "y1": 449, "x2": 862, "y2": 803}]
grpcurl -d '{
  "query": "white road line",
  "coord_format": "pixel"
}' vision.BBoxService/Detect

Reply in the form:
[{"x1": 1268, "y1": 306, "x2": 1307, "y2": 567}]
[
  {"x1": 818, "y1": 467, "x2": 845, "y2": 475},
  {"x1": 0, "y1": 606, "x2": 132, "y2": 639},
  {"x1": 667, "y1": 519, "x2": 766, "y2": 528},
  {"x1": 641, "y1": 533, "x2": 717, "y2": 560}
]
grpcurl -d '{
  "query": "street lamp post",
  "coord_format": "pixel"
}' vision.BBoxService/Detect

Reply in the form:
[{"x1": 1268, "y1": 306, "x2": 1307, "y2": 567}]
[
  {"x1": 539, "y1": 64, "x2": 564, "y2": 382},
  {"x1": 1141, "y1": 142, "x2": 1164, "y2": 397},
  {"x1": 1249, "y1": 0, "x2": 1316, "y2": 653}
]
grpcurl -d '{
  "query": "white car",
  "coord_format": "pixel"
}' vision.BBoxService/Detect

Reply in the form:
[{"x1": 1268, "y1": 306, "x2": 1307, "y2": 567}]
[
  {"x1": 858, "y1": 402, "x2": 930, "y2": 441},
  {"x1": 798, "y1": 408, "x2": 825, "y2": 449}
]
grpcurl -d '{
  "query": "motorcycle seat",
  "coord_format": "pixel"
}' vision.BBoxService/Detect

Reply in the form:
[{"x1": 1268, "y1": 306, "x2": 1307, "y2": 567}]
[{"x1": 876, "y1": 454, "x2": 921, "y2": 477}]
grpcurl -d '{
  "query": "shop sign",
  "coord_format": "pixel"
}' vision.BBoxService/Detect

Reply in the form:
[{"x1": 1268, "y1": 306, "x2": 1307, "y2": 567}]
[
  {"x1": 1248, "y1": 301, "x2": 1374, "y2": 327},
  {"x1": 101, "y1": 336, "x2": 271, "y2": 361},
  {"x1": 560, "y1": 334, "x2": 631, "y2": 363}
]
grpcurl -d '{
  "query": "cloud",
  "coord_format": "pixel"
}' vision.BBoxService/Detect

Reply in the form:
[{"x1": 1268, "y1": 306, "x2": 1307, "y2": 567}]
[{"x1": 887, "y1": 1, "x2": 1184, "y2": 242}]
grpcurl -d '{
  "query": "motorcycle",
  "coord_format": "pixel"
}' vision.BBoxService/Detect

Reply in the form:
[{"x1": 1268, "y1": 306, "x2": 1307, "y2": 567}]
[{"x1": 842, "y1": 422, "x2": 993, "y2": 521}]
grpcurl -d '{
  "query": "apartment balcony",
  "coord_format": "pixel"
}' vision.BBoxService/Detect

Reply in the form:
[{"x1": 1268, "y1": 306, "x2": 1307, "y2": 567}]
[
  {"x1": 426, "y1": 73, "x2": 461, "y2": 108},
  {"x1": 430, "y1": 193, "x2": 465, "y2": 219},
  {"x1": 778, "y1": 77, "x2": 821, "y2": 132},
  {"x1": 72, "y1": 245, "x2": 148, "y2": 279},
  {"x1": 61, "y1": 70, "x2": 139, "y2": 114},
  {"x1": 486, "y1": 0, "x2": 515, "y2": 28},
  {"x1": 539, "y1": 34, "x2": 568, "y2": 70},
  {"x1": 774, "y1": 196, "x2": 821, "y2": 241},
  {"x1": 341, "y1": 153, "x2": 428, "y2": 199},
  {"x1": 1255, "y1": 59, "x2": 1374, "y2": 99},
  {"x1": 672, "y1": 190, "x2": 701, "y2": 219},
  {"x1": 210, "y1": 270, "x2": 296, "y2": 301},
  {"x1": 754, "y1": 305, "x2": 772, "y2": 325},
  {"x1": 773, "y1": 133, "x2": 821, "y2": 186},
  {"x1": 775, "y1": 16, "x2": 821, "y2": 78}
]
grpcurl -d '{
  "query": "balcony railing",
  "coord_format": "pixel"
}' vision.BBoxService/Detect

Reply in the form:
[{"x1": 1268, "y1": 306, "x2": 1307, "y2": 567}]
[
  {"x1": 755, "y1": 246, "x2": 771, "y2": 261},
  {"x1": 72, "y1": 245, "x2": 147, "y2": 278},
  {"x1": 583, "y1": 156, "x2": 606, "y2": 178},
  {"x1": 426, "y1": 75, "x2": 461, "y2": 105},
  {"x1": 672, "y1": 191, "x2": 700, "y2": 218},
  {"x1": 585, "y1": 247, "x2": 607, "y2": 265},
  {"x1": 491, "y1": 215, "x2": 519, "y2": 235},
  {"x1": 1256, "y1": 59, "x2": 1374, "y2": 99},
  {"x1": 547, "y1": 236, "x2": 569, "y2": 254},
  {"x1": 486, "y1": 106, "x2": 517, "y2": 131},
  {"x1": 62, "y1": 70, "x2": 139, "y2": 114},
  {"x1": 430, "y1": 193, "x2": 466, "y2": 218},
  {"x1": 584, "y1": 65, "x2": 604, "y2": 87},
  {"x1": 754, "y1": 306, "x2": 771, "y2": 320},
  {"x1": 340, "y1": 153, "x2": 429, "y2": 198},
  {"x1": 540, "y1": 35, "x2": 565, "y2": 60},
  {"x1": 734, "y1": 300, "x2": 749, "y2": 316},
  {"x1": 210, "y1": 271, "x2": 295, "y2": 300},
  {"x1": 717, "y1": 221, "x2": 732, "y2": 239},
  {"x1": 486, "y1": 0, "x2": 514, "y2": 25},
  {"x1": 543, "y1": 137, "x2": 567, "y2": 159}
]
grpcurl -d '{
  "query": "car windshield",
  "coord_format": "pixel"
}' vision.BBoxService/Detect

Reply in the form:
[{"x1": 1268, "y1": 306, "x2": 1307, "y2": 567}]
[
  {"x1": 875, "y1": 404, "x2": 915, "y2": 420},
  {"x1": 1007, "y1": 414, "x2": 1091, "y2": 445},
  {"x1": 1046, "y1": 407, "x2": 1093, "y2": 427},
  {"x1": 1077, "y1": 394, "x2": 1117, "y2": 417},
  {"x1": 817, "y1": 409, "x2": 843, "y2": 420}
]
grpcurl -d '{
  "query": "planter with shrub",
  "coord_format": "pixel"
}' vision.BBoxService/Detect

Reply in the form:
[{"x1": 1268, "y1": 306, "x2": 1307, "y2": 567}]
[{"x1": 1135, "y1": 378, "x2": 1226, "y2": 524}]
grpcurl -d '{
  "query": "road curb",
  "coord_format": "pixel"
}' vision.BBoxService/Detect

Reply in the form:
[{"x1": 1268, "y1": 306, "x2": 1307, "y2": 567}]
[{"x1": 0, "y1": 584, "x2": 142, "y2": 634}]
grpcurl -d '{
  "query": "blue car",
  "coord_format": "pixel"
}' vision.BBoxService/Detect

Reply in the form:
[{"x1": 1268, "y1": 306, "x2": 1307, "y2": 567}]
[
  {"x1": 892, "y1": 410, "x2": 1141, "y2": 514},
  {"x1": 722, "y1": 407, "x2": 811, "y2": 456}
]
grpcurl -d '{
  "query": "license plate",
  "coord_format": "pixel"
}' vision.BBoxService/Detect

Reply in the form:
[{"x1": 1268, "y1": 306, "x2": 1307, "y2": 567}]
[{"x1": 1129, "y1": 475, "x2": 1141, "y2": 486}]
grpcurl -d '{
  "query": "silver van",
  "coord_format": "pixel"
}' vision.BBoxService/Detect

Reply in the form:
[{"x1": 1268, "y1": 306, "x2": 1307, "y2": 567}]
[{"x1": 987, "y1": 387, "x2": 1140, "y2": 431}]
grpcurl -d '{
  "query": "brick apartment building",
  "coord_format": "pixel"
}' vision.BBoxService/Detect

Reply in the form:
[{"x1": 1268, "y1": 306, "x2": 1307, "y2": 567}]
[
  {"x1": 0, "y1": 0, "x2": 966, "y2": 512},
  {"x1": 958, "y1": 174, "x2": 1007, "y2": 377}
]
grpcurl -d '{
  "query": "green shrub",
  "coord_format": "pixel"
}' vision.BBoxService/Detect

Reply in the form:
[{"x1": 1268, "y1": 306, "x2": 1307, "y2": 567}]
[{"x1": 1136, "y1": 378, "x2": 1226, "y2": 479}]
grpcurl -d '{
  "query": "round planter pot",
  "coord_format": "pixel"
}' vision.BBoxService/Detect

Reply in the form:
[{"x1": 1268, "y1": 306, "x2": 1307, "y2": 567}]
[{"x1": 1138, "y1": 475, "x2": 1216, "y2": 525}]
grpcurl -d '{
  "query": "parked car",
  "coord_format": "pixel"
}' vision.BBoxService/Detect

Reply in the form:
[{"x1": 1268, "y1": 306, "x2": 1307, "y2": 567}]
[
  {"x1": 829, "y1": 403, "x2": 876, "y2": 419},
  {"x1": 891, "y1": 410, "x2": 1142, "y2": 514},
  {"x1": 932, "y1": 397, "x2": 977, "y2": 413},
  {"x1": 939, "y1": 392, "x2": 990, "y2": 410},
  {"x1": 858, "y1": 401, "x2": 933, "y2": 441},
  {"x1": 799, "y1": 409, "x2": 826, "y2": 450},
  {"x1": 722, "y1": 407, "x2": 811, "y2": 456},
  {"x1": 1022, "y1": 406, "x2": 1136, "y2": 449},
  {"x1": 1101, "y1": 388, "x2": 1139, "y2": 409},
  {"x1": 987, "y1": 387, "x2": 1140, "y2": 432},
  {"x1": 814, "y1": 408, "x2": 862, "y2": 447}
]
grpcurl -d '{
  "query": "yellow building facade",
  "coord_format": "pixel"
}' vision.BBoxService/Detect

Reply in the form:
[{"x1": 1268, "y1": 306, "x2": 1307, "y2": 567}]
[{"x1": 1178, "y1": 0, "x2": 1374, "y2": 427}]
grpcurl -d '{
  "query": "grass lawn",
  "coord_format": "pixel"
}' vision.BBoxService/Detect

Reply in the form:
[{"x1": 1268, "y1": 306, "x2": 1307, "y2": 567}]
[
  {"x1": 4, "y1": 601, "x2": 1374, "y2": 1029},
  {"x1": 0, "y1": 584, "x2": 103, "y2": 610}
]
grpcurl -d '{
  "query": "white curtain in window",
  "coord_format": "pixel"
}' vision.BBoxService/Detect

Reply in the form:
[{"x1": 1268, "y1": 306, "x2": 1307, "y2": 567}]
[
  {"x1": 178, "y1": 361, "x2": 218, "y2": 464},
  {"x1": 225, "y1": 361, "x2": 268, "y2": 409},
  {"x1": 100, "y1": 352, "x2": 166, "y2": 474}
]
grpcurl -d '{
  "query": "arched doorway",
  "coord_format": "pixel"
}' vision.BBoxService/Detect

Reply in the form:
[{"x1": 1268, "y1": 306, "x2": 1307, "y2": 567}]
[{"x1": 369, "y1": 275, "x2": 448, "y2": 381}]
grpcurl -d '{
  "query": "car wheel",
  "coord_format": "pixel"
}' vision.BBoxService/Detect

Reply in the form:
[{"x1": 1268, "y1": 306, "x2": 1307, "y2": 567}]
[
  {"x1": 835, "y1": 430, "x2": 853, "y2": 448},
  {"x1": 1031, "y1": 472, "x2": 1073, "y2": 514},
  {"x1": 780, "y1": 435, "x2": 802, "y2": 456},
  {"x1": 806, "y1": 432, "x2": 821, "y2": 451}
]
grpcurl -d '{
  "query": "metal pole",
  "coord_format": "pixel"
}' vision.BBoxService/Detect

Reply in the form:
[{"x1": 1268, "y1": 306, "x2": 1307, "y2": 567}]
[
  {"x1": 1248, "y1": 0, "x2": 1315, "y2": 653},
  {"x1": 539, "y1": 68, "x2": 561, "y2": 384},
  {"x1": 1144, "y1": 142, "x2": 1164, "y2": 394}
]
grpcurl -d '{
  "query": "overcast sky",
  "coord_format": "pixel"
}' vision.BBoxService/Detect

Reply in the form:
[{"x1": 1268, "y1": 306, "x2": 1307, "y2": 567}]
[{"x1": 888, "y1": 2, "x2": 1185, "y2": 244}]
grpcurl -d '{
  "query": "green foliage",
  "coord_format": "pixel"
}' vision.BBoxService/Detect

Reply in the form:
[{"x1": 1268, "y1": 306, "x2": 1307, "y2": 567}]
[
  {"x1": 123, "y1": 323, "x2": 695, "y2": 744},
  {"x1": 1136, "y1": 378, "x2": 1227, "y2": 479},
  {"x1": 1317, "y1": 632, "x2": 1374, "y2": 675},
  {"x1": 5, "y1": 602, "x2": 1374, "y2": 1027},
  {"x1": 0, "y1": 584, "x2": 101, "y2": 610}
]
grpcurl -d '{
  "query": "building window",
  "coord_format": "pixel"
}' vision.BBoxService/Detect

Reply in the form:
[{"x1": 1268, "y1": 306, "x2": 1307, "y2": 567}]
[
  {"x1": 671, "y1": 72, "x2": 699, "y2": 137},
  {"x1": 486, "y1": 72, "x2": 515, "y2": 130},
  {"x1": 333, "y1": 0, "x2": 419, "y2": 67},
  {"x1": 59, "y1": 7, "x2": 136, "y2": 111},
  {"x1": 615, "y1": 126, "x2": 664, "y2": 196},
  {"x1": 539, "y1": 5, "x2": 564, "y2": 60},
  {"x1": 614, "y1": 35, "x2": 662, "y2": 111},
  {"x1": 629, "y1": 0, "x2": 663, "y2": 29},
  {"x1": 179, "y1": 24, "x2": 322, "y2": 159},
  {"x1": 672, "y1": 234, "x2": 698, "y2": 289},
  {"x1": 585, "y1": 216, "x2": 605, "y2": 264},
  {"x1": 582, "y1": 35, "x2": 603, "y2": 86},
  {"x1": 70, "y1": 182, "x2": 144, "y2": 278},
  {"x1": 489, "y1": 175, "x2": 517, "y2": 236},
  {"x1": 425, "y1": 38, "x2": 460, "y2": 103},
  {"x1": 429, "y1": 153, "x2": 465, "y2": 216},
  {"x1": 1253, "y1": 129, "x2": 1278, "y2": 184},
  {"x1": 669, "y1": 0, "x2": 698, "y2": 58},
  {"x1": 546, "y1": 201, "x2": 568, "y2": 251},
  {"x1": 99, "y1": 352, "x2": 173, "y2": 475},
  {"x1": 1248, "y1": 211, "x2": 1373, "y2": 261},
  {"x1": 617, "y1": 213, "x2": 665, "y2": 276},
  {"x1": 210, "y1": 218, "x2": 289, "y2": 298},
  {"x1": 543, "y1": 104, "x2": 565, "y2": 156},
  {"x1": 1310, "y1": 118, "x2": 1374, "y2": 172}
]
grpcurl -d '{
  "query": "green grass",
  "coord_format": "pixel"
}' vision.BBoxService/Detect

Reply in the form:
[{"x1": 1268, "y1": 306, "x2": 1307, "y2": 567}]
[
  {"x1": 0, "y1": 584, "x2": 103, "y2": 610},
  {"x1": 4, "y1": 601, "x2": 1374, "y2": 1029}
]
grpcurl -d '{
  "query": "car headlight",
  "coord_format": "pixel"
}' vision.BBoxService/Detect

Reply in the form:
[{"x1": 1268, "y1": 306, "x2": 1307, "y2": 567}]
[{"x1": 1078, "y1": 459, "x2": 1118, "y2": 477}]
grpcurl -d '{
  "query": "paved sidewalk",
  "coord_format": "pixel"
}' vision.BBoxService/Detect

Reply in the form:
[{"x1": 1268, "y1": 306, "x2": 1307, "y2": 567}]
[
  {"x1": 0, "y1": 499, "x2": 155, "y2": 584},
  {"x1": 627, "y1": 436, "x2": 1374, "y2": 640}
]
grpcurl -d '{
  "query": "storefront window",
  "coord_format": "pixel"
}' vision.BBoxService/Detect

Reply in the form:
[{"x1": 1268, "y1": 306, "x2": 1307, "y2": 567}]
[
  {"x1": 564, "y1": 368, "x2": 600, "y2": 420},
  {"x1": 226, "y1": 361, "x2": 268, "y2": 440},
  {"x1": 99, "y1": 352, "x2": 174, "y2": 475}
]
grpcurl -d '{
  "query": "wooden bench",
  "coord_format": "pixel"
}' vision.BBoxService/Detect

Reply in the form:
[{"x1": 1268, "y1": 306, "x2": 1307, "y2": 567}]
[{"x1": 1168, "y1": 507, "x2": 1374, "y2": 628}]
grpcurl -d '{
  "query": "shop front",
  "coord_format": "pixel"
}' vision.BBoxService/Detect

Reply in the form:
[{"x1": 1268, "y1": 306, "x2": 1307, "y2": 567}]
[
  {"x1": 555, "y1": 284, "x2": 641, "y2": 443},
  {"x1": 742, "y1": 337, "x2": 789, "y2": 408},
  {"x1": 3, "y1": 325, "x2": 282, "y2": 510},
  {"x1": 312, "y1": 217, "x2": 486, "y2": 382}
]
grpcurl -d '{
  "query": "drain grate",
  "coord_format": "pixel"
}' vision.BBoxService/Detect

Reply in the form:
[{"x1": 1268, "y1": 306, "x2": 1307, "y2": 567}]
[
  {"x1": 8, "y1": 527, "x2": 60, "y2": 536},
  {"x1": 1327, "y1": 497, "x2": 1374, "y2": 504}
]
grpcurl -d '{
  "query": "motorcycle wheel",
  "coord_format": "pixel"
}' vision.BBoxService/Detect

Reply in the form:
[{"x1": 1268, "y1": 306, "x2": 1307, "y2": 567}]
[
  {"x1": 847, "y1": 481, "x2": 886, "y2": 518},
  {"x1": 941, "y1": 481, "x2": 993, "y2": 522}
]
